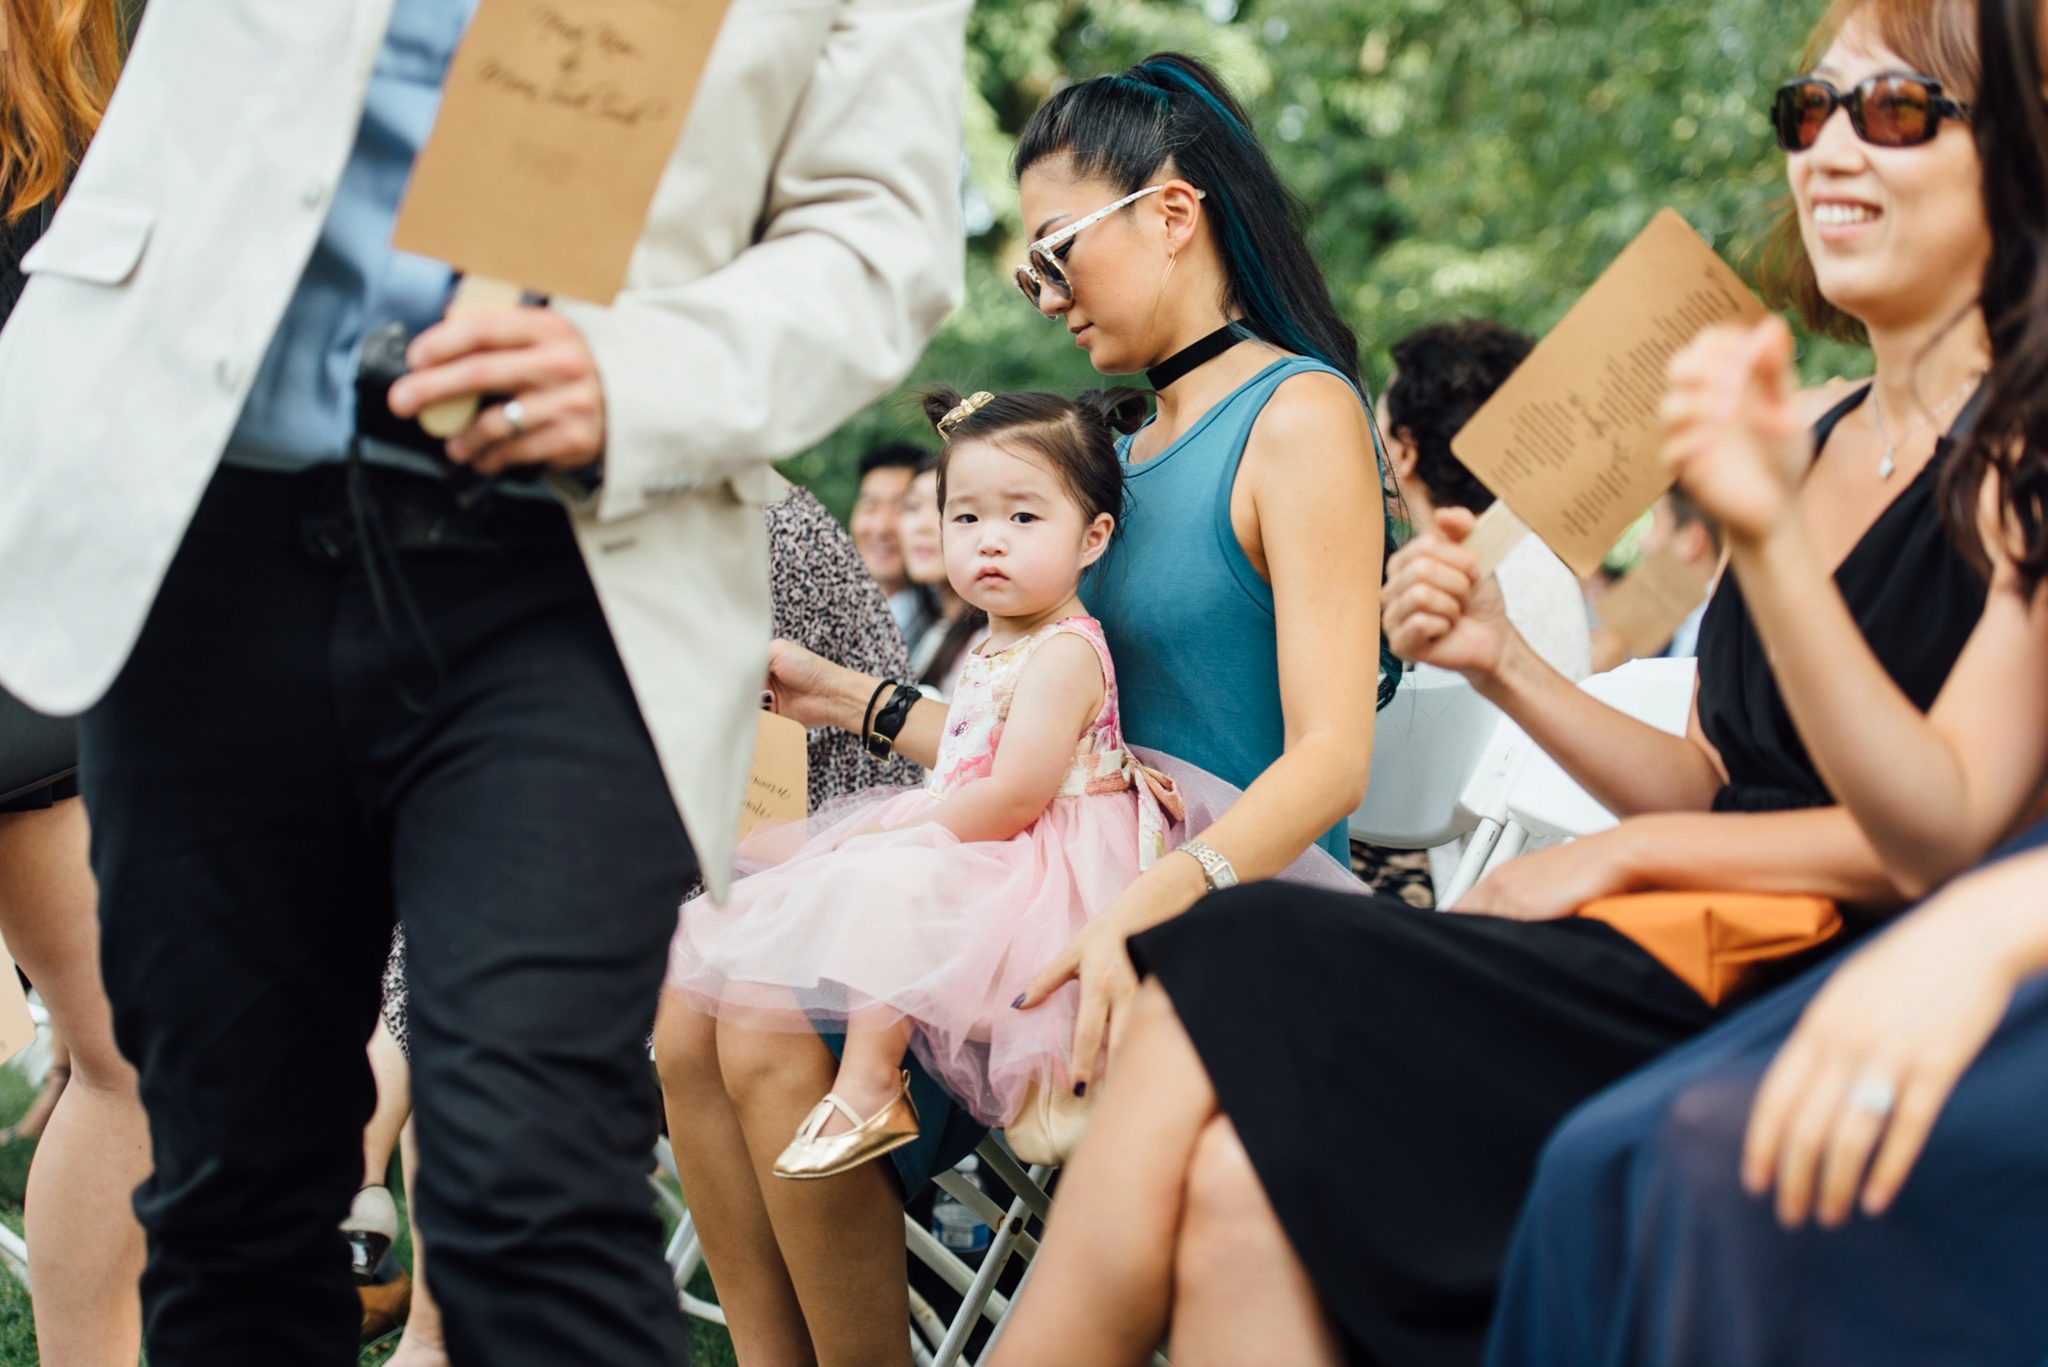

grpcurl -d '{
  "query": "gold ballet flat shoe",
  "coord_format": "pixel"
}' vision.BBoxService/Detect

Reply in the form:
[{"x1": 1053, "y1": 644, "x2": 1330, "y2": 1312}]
[{"x1": 773, "y1": 1071, "x2": 921, "y2": 1180}]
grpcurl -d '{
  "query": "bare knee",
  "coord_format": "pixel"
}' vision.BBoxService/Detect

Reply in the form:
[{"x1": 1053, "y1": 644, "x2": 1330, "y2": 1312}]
[
  {"x1": 713, "y1": 1017, "x2": 831, "y2": 1105},
  {"x1": 652, "y1": 992, "x2": 721, "y2": 1098},
  {"x1": 57, "y1": 1029, "x2": 137, "y2": 1097},
  {"x1": 1177, "y1": 1117, "x2": 1274, "y2": 1283}
]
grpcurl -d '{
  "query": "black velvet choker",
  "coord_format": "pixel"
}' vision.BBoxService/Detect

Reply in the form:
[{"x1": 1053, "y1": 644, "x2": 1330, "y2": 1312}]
[{"x1": 1146, "y1": 322, "x2": 1243, "y2": 391}]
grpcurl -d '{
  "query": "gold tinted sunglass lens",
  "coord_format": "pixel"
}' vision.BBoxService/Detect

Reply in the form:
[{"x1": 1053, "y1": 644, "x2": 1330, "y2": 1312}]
[{"x1": 1870, "y1": 80, "x2": 1931, "y2": 141}]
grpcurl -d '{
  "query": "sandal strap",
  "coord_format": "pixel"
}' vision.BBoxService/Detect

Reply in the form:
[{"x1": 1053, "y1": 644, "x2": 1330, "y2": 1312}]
[
  {"x1": 796, "y1": 1093, "x2": 871, "y2": 1141},
  {"x1": 819, "y1": 1092, "x2": 870, "y2": 1129}
]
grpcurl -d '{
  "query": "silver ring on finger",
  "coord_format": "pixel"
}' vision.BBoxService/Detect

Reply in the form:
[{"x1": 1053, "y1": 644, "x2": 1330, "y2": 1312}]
[
  {"x1": 1847, "y1": 1074, "x2": 1896, "y2": 1120},
  {"x1": 502, "y1": 398, "x2": 528, "y2": 438}
]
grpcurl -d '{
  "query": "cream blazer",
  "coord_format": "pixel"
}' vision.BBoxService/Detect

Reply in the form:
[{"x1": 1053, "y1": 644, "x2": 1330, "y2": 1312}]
[{"x1": 0, "y1": 0, "x2": 967, "y2": 897}]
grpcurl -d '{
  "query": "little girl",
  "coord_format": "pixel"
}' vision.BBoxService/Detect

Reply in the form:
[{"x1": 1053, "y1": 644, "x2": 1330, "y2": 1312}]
[{"x1": 666, "y1": 385, "x2": 1184, "y2": 1178}]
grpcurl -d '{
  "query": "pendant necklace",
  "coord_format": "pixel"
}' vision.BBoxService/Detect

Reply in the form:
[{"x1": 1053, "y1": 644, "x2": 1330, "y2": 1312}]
[{"x1": 1869, "y1": 373, "x2": 1982, "y2": 480}]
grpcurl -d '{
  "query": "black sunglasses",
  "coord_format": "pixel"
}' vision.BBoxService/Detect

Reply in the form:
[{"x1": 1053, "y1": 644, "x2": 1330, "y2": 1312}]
[{"x1": 1772, "y1": 73, "x2": 1971, "y2": 152}]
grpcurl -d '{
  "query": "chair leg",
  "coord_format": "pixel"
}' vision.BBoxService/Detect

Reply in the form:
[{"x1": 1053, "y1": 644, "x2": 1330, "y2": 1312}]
[
  {"x1": 1437, "y1": 816, "x2": 1502, "y2": 909},
  {"x1": 1480, "y1": 820, "x2": 1529, "y2": 885}
]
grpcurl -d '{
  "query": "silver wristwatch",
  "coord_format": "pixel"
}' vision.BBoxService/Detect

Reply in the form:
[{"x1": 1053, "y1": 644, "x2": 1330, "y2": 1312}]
[{"x1": 1178, "y1": 838, "x2": 1239, "y2": 893}]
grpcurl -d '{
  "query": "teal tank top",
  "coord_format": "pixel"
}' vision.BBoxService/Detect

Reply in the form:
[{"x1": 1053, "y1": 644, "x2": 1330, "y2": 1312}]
[{"x1": 1080, "y1": 356, "x2": 1354, "y2": 864}]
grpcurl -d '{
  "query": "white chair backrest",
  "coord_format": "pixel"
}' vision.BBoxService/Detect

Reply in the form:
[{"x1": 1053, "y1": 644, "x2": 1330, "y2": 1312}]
[
  {"x1": 1505, "y1": 658, "x2": 1698, "y2": 840},
  {"x1": 1349, "y1": 666, "x2": 1501, "y2": 849}
]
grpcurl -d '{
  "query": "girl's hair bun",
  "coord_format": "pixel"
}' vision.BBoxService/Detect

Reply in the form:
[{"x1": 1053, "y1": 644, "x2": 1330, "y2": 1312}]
[
  {"x1": 920, "y1": 385, "x2": 966, "y2": 433},
  {"x1": 1077, "y1": 387, "x2": 1151, "y2": 437}
]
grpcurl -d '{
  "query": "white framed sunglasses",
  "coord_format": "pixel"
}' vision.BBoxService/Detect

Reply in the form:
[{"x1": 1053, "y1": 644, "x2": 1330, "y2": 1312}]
[{"x1": 1012, "y1": 184, "x2": 1204, "y2": 307}]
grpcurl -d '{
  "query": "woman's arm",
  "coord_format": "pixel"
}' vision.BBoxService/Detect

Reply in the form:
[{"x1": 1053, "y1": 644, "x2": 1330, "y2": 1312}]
[
  {"x1": 1019, "y1": 371, "x2": 1384, "y2": 1086},
  {"x1": 1190, "y1": 370, "x2": 1384, "y2": 881},
  {"x1": 1743, "y1": 842, "x2": 2048, "y2": 1229},
  {"x1": 1456, "y1": 805, "x2": 1909, "y2": 921},
  {"x1": 767, "y1": 638, "x2": 948, "y2": 769},
  {"x1": 1383, "y1": 510, "x2": 1729, "y2": 815},
  {"x1": 1665, "y1": 320, "x2": 2048, "y2": 896}
]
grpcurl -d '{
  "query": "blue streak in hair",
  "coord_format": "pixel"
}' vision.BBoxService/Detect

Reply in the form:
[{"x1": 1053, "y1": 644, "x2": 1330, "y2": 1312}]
[
  {"x1": 1132, "y1": 61, "x2": 1256, "y2": 146},
  {"x1": 1126, "y1": 64, "x2": 1339, "y2": 379}
]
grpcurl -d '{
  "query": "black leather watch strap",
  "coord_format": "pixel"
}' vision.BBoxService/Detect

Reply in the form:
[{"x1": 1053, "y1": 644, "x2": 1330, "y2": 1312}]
[{"x1": 864, "y1": 683, "x2": 920, "y2": 760}]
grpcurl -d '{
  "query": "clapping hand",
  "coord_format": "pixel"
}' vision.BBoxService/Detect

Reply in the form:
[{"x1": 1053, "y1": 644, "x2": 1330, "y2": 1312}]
[
  {"x1": 1661, "y1": 317, "x2": 1811, "y2": 545},
  {"x1": 1742, "y1": 871, "x2": 2022, "y2": 1228},
  {"x1": 1381, "y1": 507, "x2": 1513, "y2": 676}
]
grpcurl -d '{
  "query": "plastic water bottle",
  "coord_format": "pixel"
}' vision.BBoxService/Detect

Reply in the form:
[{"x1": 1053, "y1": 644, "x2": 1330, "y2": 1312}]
[{"x1": 931, "y1": 1156, "x2": 992, "y2": 1263}]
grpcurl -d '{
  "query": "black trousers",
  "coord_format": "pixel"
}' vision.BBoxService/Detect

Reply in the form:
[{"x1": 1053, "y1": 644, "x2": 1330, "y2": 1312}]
[{"x1": 81, "y1": 464, "x2": 698, "y2": 1367}]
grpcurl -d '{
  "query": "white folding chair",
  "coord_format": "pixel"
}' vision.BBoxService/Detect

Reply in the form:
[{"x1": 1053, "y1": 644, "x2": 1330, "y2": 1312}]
[
  {"x1": 1433, "y1": 714, "x2": 1541, "y2": 908},
  {"x1": 1348, "y1": 666, "x2": 1502, "y2": 851},
  {"x1": 1440, "y1": 659, "x2": 1699, "y2": 907}
]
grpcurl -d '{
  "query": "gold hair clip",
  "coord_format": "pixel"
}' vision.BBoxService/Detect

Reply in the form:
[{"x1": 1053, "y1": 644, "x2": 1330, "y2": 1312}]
[{"x1": 937, "y1": 391, "x2": 996, "y2": 437}]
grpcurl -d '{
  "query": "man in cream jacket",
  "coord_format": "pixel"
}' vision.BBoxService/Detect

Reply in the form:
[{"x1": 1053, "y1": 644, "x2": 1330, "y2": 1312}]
[{"x1": 0, "y1": 0, "x2": 965, "y2": 1361}]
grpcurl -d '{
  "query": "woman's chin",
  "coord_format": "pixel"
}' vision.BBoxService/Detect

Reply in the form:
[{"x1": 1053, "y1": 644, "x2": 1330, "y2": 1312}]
[{"x1": 1080, "y1": 342, "x2": 1145, "y2": 378}]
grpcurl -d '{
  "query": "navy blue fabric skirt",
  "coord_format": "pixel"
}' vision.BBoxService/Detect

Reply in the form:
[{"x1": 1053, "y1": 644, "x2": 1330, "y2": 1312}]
[{"x1": 1488, "y1": 818, "x2": 2048, "y2": 1367}]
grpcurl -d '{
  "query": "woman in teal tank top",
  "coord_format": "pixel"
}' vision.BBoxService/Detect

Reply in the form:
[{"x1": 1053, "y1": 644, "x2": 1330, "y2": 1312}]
[
  {"x1": 1081, "y1": 349, "x2": 1364, "y2": 863},
  {"x1": 661, "y1": 53, "x2": 1400, "y2": 1364}
]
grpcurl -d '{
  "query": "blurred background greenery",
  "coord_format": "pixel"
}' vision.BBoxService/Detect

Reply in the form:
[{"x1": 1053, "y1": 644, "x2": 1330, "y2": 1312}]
[{"x1": 781, "y1": 0, "x2": 1859, "y2": 519}]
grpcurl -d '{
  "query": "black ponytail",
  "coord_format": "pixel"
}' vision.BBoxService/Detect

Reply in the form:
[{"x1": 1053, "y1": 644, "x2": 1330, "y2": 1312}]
[{"x1": 1016, "y1": 52, "x2": 1402, "y2": 708}]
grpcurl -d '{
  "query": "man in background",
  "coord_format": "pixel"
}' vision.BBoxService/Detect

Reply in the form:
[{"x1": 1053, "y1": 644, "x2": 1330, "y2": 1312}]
[
  {"x1": 1588, "y1": 489, "x2": 1724, "y2": 671},
  {"x1": 850, "y1": 441, "x2": 932, "y2": 643}
]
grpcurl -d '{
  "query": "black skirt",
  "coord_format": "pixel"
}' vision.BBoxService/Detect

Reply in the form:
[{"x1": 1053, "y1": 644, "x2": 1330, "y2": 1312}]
[
  {"x1": 0, "y1": 773, "x2": 80, "y2": 814},
  {"x1": 1129, "y1": 886, "x2": 1721, "y2": 1367}
]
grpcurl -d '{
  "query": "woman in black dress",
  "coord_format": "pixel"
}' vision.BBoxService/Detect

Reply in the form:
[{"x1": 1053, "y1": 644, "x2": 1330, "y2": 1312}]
[
  {"x1": 0, "y1": 4, "x2": 146, "y2": 1363},
  {"x1": 988, "y1": 3, "x2": 1991, "y2": 1364}
]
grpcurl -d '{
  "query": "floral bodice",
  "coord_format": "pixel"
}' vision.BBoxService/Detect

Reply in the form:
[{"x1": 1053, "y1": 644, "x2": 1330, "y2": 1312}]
[{"x1": 927, "y1": 616, "x2": 1181, "y2": 865}]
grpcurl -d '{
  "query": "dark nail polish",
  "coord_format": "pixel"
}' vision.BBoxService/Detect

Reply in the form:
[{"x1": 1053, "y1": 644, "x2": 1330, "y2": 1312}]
[
  {"x1": 1010, "y1": 994, "x2": 1027, "y2": 1009},
  {"x1": 1072, "y1": 1081, "x2": 1087, "y2": 1098}
]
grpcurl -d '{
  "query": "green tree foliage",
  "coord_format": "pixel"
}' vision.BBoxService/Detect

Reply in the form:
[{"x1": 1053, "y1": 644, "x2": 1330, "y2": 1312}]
[{"x1": 781, "y1": 0, "x2": 1862, "y2": 517}]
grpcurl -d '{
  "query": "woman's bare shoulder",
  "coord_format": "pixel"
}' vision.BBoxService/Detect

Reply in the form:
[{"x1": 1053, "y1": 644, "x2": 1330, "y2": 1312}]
[
  {"x1": 1795, "y1": 376, "x2": 1869, "y2": 426},
  {"x1": 1251, "y1": 369, "x2": 1374, "y2": 459}
]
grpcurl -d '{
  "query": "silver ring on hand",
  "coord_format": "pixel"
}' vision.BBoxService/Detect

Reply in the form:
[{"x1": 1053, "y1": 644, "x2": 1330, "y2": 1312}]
[
  {"x1": 502, "y1": 398, "x2": 528, "y2": 437},
  {"x1": 1848, "y1": 1074, "x2": 1897, "y2": 1120}
]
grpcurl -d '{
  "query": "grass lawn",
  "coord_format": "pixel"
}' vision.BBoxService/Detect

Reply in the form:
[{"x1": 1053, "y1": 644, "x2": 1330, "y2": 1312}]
[{"x1": 0, "y1": 1059, "x2": 741, "y2": 1366}]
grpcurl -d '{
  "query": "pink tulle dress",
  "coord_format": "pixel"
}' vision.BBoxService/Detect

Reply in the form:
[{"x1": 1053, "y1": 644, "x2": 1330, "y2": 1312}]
[{"x1": 665, "y1": 616, "x2": 1184, "y2": 1127}]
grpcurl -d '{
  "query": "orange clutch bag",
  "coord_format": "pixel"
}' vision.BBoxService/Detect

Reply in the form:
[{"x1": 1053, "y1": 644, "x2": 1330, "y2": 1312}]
[{"x1": 1578, "y1": 892, "x2": 1841, "y2": 1006}]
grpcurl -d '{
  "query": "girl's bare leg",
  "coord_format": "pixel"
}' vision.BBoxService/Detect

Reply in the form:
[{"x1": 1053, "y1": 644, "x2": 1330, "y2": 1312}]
[
  {"x1": 387, "y1": 1118, "x2": 449, "y2": 1367},
  {"x1": 987, "y1": 979, "x2": 1215, "y2": 1367},
  {"x1": 361, "y1": 1020, "x2": 411, "y2": 1186},
  {"x1": 4, "y1": 1022, "x2": 70, "y2": 1142},
  {"x1": 717, "y1": 1018, "x2": 912, "y2": 1367},
  {"x1": 1167, "y1": 1116, "x2": 1343, "y2": 1367},
  {"x1": 0, "y1": 798, "x2": 150, "y2": 1367},
  {"x1": 820, "y1": 1012, "x2": 913, "y2": 1134},
  {"x1": 654, "y1": 992, "x2": 817, "y2": 1367}
]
